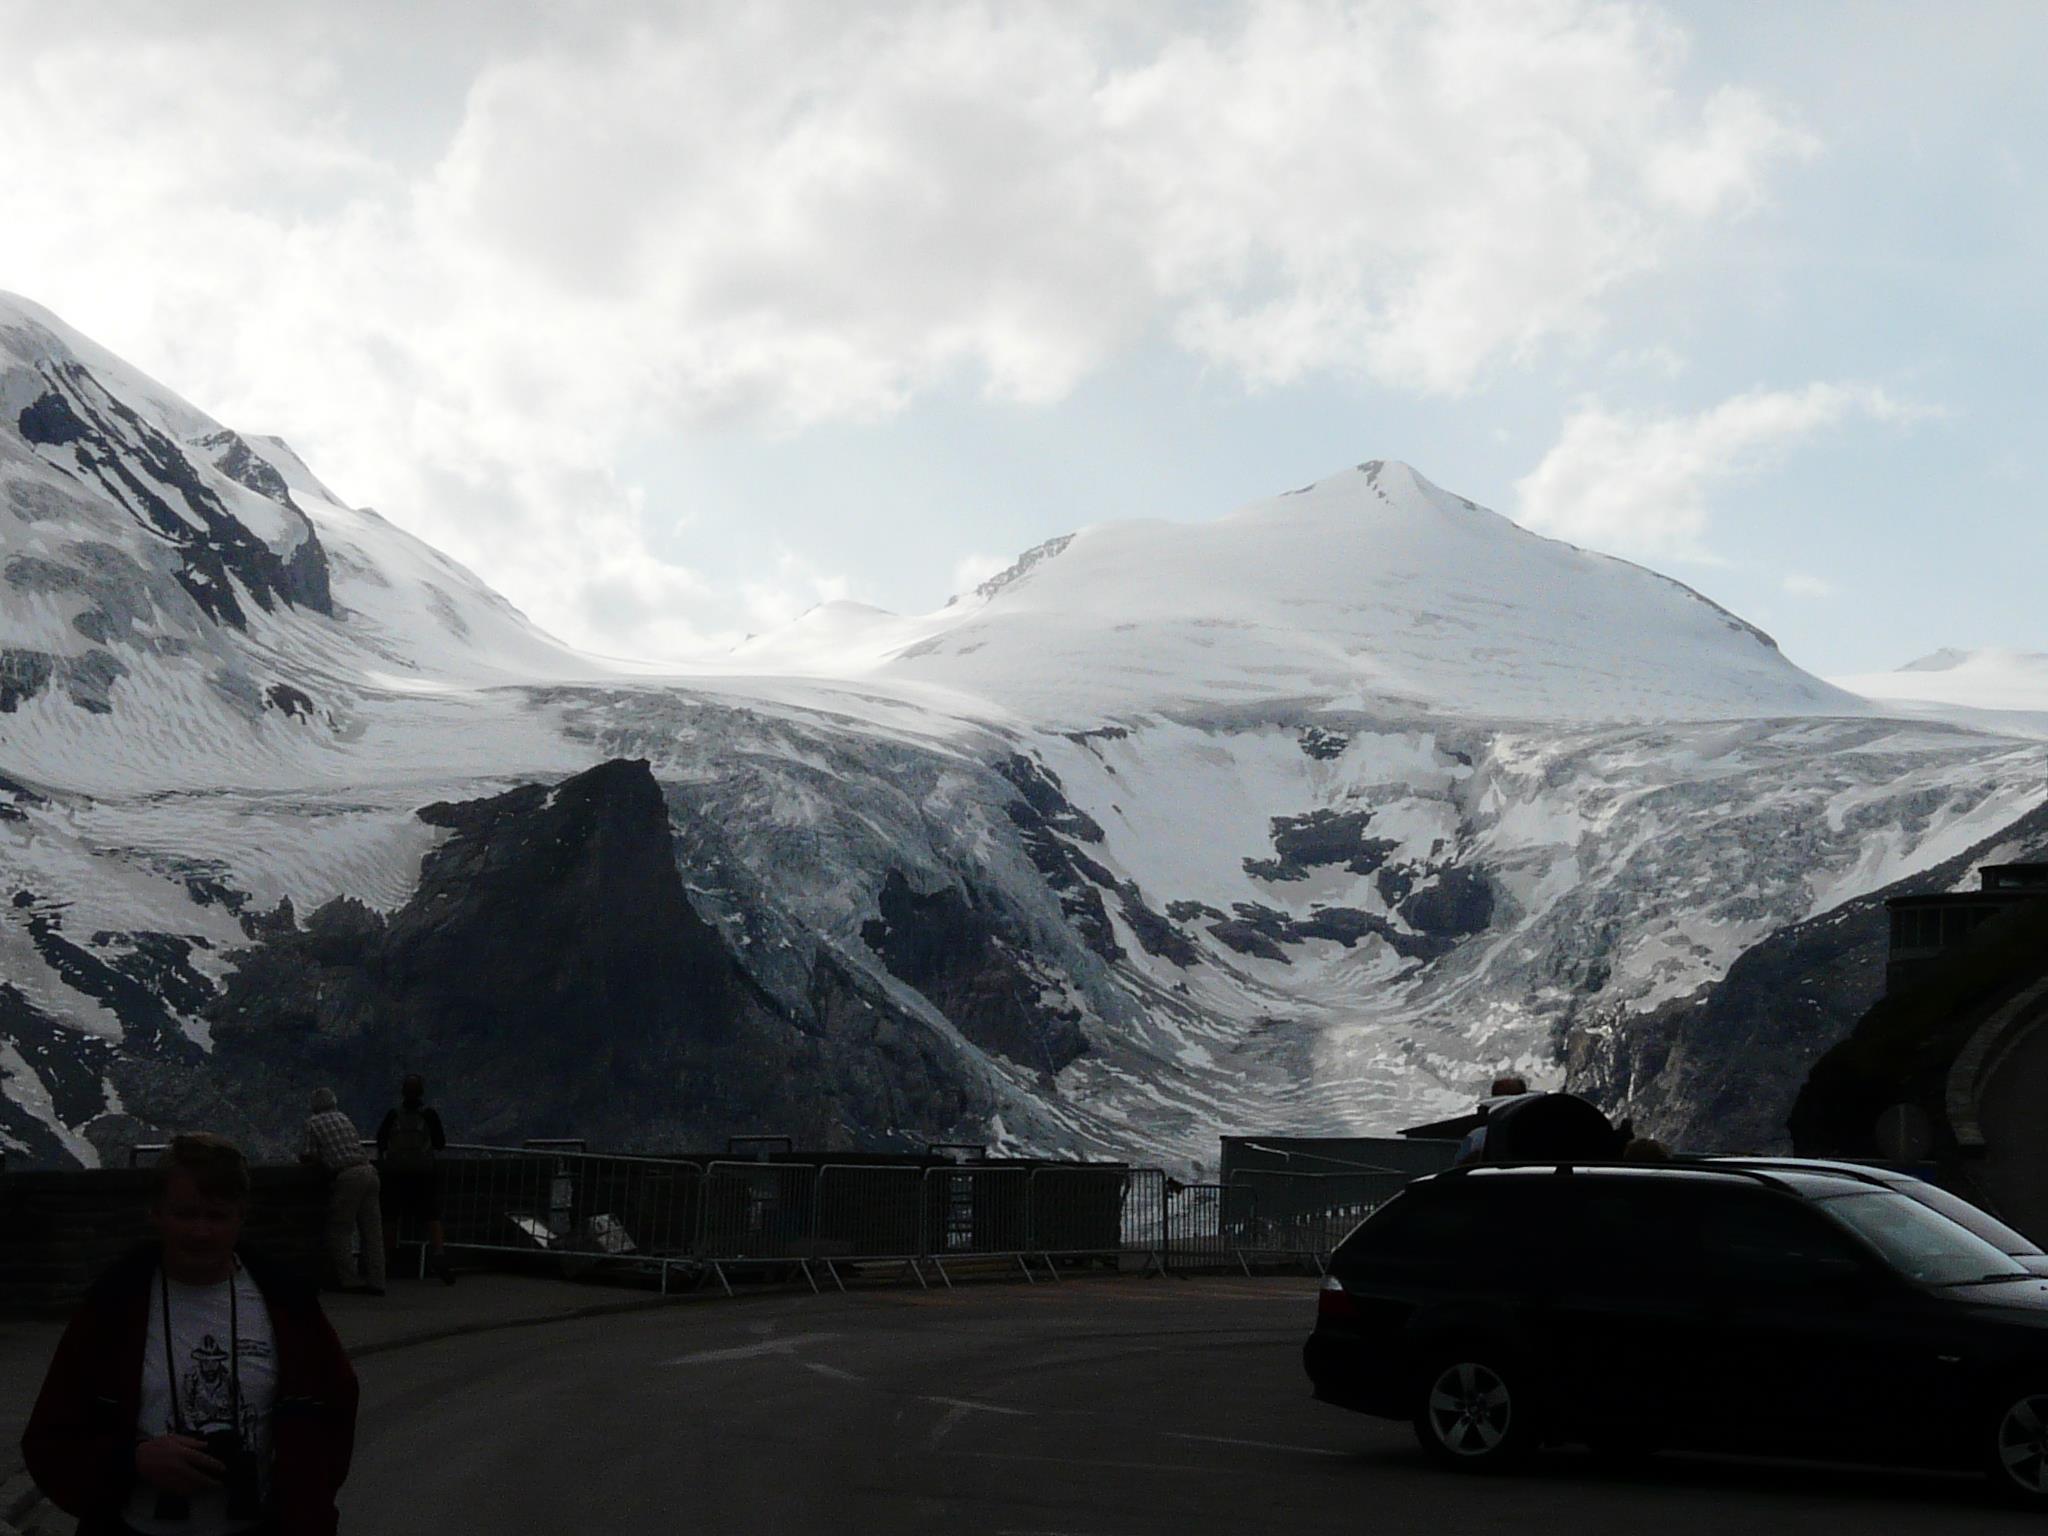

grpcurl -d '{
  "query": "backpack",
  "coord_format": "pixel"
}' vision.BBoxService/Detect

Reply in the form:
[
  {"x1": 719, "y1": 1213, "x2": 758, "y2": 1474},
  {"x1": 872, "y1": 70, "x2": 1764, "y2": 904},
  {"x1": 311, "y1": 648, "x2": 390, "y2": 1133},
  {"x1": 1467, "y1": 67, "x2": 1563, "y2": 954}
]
[{"x1": 384, "y1": 1106, "x2": 436, "y2": 1170}]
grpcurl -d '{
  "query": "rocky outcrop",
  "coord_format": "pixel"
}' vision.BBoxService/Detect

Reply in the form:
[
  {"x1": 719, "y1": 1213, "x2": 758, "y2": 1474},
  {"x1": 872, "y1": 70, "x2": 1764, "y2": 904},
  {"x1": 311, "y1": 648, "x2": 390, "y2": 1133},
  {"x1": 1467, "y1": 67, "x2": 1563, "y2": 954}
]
[
  {"x1": 1399, "y1": 866, "x2": 1494, "y2": 937},
  {"x1": 996, "y1": 754, "x2": 1123, "y2": 962},
  {"x1": 861, "y1": 869, "x2": 1088, "y2": 1074},
  {"x1": 19, "y1": 364, "x2": 333, "y2": 627},
  {"x1": 1568, "y1": 796, "x2": 2048, "y2": 1152},
  {"x1": 201, "y1": 759, "x2": 1000, "y2": 1155},
  {"x1": 1245, "y1": 809, "x2": 1399, "y2": 882}
]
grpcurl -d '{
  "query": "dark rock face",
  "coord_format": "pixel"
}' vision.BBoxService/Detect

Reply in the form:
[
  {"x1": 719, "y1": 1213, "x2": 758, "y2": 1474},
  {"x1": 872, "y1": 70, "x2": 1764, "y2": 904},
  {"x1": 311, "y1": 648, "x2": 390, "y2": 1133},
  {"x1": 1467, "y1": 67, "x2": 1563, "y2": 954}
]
[
  {"x1": 21, "y1": 362, "x2": 333, "y2": 628},
  {"x1": 0, "y1": 982, "x2": 118, "y2": 1153},
  {"x1": 1206, "y1": 901, "x2": 1453, "y2": 965},
  {"x1": 987, "y1": 747, "x2": 1201, "y2": 967},
  {"x1": 1399, "y1": 866, "x2": 1494, "y2": 936},
  {"x1": 9, "y1": 891, "x2": 204, "y2": 1061},
  {"x1": 198, "y1": 430, "x2": 293, "y2": 503},
  {"x1": 1568, "y1": 798, "x2": 2048, "y2": 1151},
  {"x1": 997, "y1": 754, "x2": 1104, "y2": 843},
  {"x1": 861, "y1": 869, "x2": 1088, "y2": 1074},
  {"x1": 1, "y1": 649, "x2": 52, "y2": 711},
  {"x1": 996, "y1": 753, "x2": 1123, "y2": 962},
  {"x1": 1297, "y1": 726, "x2": 1349, "y2": 760},
  {"x1": 211, "y1": 759, "x2": 735, "y2": 1139},
  {"x1": 18, "y1": 390, "x2": 89, "y2": 446},
  {"x1": 1063, "y1": 725, "x2": 1130, "y2": 749},
  {"x1": 0, "y1": 774, "x2": 46, "y2": 825},
  {"x1": 202, "y1": 759, "x2": 999, "y2": 1155},
  {"x1": 1245, "y1": 808, "x2": 1398, "y2": 882},
  {"x1": 1207, "y1": 908, "x2": 1291, "y2": 963},
  {"x1": 265, "y1": 683, "x2": 315, "y2": 719},
  {"x1": 59, "y1": 650, "x2": 125, "y2": 713},
  {"x1": 0, "y1": 646, "x2": 128, "y2": 715},
  {"x1": 974, "y1": 534, "x2": 1073, "y2": 600},
  {"x1": 1114, "y1": 886, "x2": 1201, "y2": 967}
]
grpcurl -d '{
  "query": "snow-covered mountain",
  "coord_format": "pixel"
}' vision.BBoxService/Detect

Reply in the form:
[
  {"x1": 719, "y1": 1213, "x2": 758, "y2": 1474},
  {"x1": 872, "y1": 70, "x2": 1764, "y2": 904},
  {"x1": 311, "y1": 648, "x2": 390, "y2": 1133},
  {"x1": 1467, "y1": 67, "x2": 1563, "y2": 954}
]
[
  {"x1": 1832, "y1": 647, "x2": 2048, "y2": 717},
  {"x1": 4, "y1": 292, "x2": 2044, "y2": 1168},
  {"x1": 735, "y1": 462, "x2": 1866, "y2": 724}
]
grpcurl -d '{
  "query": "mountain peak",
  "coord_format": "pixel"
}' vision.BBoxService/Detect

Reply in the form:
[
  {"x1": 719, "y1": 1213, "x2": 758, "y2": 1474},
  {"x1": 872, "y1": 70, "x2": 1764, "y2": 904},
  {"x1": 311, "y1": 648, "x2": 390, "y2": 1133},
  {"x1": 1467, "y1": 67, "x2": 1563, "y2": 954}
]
[{"x1": 849, "y1": 460, "x2": 1866, "y2": 724}]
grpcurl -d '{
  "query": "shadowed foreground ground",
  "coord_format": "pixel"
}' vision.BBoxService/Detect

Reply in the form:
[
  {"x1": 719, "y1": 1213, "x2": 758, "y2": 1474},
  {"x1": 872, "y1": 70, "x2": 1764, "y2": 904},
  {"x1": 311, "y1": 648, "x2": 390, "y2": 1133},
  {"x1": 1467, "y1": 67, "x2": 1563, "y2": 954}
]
[{"x1": 337, "y1": 1274, "x2": 2026, "y2": 1535}]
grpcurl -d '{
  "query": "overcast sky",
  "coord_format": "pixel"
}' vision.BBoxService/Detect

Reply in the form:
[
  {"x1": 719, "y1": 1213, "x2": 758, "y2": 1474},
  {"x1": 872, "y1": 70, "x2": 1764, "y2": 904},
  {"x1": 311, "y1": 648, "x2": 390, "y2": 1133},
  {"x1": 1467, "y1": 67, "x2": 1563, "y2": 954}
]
[{"x1": 3, "y1": 1, "x2": 2041, "y2": 675}]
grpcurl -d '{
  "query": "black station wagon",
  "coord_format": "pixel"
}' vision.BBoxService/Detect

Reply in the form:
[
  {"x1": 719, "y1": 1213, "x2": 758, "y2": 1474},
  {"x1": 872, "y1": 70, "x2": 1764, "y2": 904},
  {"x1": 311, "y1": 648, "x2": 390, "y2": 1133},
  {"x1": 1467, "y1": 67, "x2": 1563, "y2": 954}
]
[{"x1": 1303, "y1": 1162, "x2": 2048, "y2": 1502}]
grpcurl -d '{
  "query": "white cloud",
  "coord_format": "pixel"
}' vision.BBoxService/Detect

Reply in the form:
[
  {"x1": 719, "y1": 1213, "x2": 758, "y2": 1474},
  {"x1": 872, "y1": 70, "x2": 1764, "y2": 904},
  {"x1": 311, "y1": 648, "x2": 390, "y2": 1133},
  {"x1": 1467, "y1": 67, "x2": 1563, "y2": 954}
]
[
  {"x1": 740, "y1": 549, "x2": 853, "y2": 635},
  {"x1": 1515, "y1": 383, "x2": 1925, "y2": 561},
  {"x1": 1781, "y1": 573, "x2": 1836, "y2": 598},
  {"x1": 0, "y1": 1, "x2": 1814, "y2": 657}
]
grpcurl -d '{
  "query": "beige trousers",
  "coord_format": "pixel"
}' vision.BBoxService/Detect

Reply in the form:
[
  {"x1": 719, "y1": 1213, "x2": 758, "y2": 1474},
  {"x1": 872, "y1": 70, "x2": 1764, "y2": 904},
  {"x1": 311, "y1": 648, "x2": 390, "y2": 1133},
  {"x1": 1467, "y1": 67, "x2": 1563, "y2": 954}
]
[{"x1": 328, "y1": 1162, "x2": 386, "y2": 1288}]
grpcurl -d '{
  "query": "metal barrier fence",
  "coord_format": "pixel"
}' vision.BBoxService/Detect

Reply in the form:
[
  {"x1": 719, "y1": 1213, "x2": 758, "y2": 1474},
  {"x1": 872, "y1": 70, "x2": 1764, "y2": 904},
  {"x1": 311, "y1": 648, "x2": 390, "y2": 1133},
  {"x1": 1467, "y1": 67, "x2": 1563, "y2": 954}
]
[
  {"x1": 1225, "y1": 1170, "x2": 1410, "y2": 1268},
  {"x1": 1163, "y1": 1183, "x2": 1259, "y2": 1274},
  {"x1": 364, "y1": 1151, "x2": 1417, "y2": 1290},
  {"x1": 434, "y1": 1146, "x2": 706, "y2": 1288},
  {"x1": 1026, "y1": 1164, "x2": 1152, "y2": 1278},
  {"x1": 697, "y1": 1160, "x2": 821, "y2": 1292},
  {"x1": 814, "y1": 1164, "x2": 929, "y2": 1289}
]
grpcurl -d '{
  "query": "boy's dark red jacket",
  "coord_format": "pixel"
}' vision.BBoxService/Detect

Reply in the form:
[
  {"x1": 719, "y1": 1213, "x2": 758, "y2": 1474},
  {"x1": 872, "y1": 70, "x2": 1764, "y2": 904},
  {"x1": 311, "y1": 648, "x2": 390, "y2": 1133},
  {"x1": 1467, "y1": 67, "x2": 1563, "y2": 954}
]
[{"x1": 21, "y1": 1244, "x2": 359, "y2": 1536}]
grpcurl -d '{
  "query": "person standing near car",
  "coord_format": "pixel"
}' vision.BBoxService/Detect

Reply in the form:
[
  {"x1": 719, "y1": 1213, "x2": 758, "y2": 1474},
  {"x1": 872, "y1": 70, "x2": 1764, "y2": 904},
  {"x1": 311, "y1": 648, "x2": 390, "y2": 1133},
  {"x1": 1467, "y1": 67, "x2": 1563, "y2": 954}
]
[
  {"x1": 22, "y1": 1132, "x2": 359, "y2": 1535},
  {"x1": 299, "y1": 1089, "x2": 384, "y2": 1297},
  {"x1": 1455, "y1": 1074, "x2": 1531, "y2": 1164},
  {"x1": 376, "y1": 1075, "x2": 454, "y2": 1284}
]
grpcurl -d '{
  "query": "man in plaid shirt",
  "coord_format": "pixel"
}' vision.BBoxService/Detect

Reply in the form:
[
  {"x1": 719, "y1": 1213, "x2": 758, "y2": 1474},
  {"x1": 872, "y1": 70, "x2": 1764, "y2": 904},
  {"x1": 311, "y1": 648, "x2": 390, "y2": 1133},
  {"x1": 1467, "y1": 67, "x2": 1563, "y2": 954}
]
[{"x1": 301, "y1": 1088, "x2": 386, "y2": 1295}]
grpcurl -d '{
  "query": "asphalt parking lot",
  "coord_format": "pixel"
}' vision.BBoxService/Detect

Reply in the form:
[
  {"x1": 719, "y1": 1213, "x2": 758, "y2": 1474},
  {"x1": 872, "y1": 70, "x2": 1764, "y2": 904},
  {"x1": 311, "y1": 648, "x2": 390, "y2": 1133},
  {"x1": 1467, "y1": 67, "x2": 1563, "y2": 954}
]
[{"x1": 342, "y1": 1273, "x2": 2034, "y2": 1534}]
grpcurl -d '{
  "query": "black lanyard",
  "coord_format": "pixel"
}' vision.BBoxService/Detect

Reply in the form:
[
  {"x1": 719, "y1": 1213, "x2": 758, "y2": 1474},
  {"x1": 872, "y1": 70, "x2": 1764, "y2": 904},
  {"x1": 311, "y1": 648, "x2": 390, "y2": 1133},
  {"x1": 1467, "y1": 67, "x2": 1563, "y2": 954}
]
[{"x1": 159, "y1": 1262, "x2": 241, "y2": 1435}]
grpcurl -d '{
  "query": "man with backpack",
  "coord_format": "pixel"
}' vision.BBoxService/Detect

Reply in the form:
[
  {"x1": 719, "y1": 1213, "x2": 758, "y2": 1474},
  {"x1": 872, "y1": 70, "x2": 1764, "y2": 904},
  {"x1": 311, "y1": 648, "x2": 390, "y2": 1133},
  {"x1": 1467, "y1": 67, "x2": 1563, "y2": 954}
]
[{"x1": 375, "y1": 1075, "x2": 455, "y2": 1285}]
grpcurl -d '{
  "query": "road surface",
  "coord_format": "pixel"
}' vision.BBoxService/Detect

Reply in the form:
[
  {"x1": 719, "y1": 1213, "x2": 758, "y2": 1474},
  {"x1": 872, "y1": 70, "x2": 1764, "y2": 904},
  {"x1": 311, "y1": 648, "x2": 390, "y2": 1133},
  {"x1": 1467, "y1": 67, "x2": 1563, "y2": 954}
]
[{"x1": 339, "y1": 1274, "x2": 2026, "y2": 1534}]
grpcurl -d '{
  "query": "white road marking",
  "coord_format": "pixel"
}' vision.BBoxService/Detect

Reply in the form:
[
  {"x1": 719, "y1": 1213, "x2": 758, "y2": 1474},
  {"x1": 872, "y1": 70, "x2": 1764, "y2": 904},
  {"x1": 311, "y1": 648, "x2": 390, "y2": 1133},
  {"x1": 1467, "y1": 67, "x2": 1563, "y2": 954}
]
[
  {"x1": 802, "y1": 1360, "x2": 864, "y2": 1382},
  {"x1": 1160, "y1": 1432, "x2": 1351, "y2": 1459},
  {"x1": 920, "y1": 1394, "x2": 1031, "y2": 1417},
  {"x1": 928, "y1": 1402, "x2": 973, "y2": 1447},
  {"x1": 662, "y1": 1332, "x2": 840, "y2": 1365},
  {"x1": 945, "y1": 1450, "x2": 1233, "y2": 1476}
]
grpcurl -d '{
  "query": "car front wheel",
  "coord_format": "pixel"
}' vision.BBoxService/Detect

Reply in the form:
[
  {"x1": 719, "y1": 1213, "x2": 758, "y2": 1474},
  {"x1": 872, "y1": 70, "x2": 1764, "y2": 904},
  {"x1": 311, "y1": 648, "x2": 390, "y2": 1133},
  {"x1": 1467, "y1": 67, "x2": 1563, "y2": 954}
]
[
  {"x1": 1413, "y1": 1356, "x2": 1536, "y2": 1471},
  {"x1": 1989, "y1": 1390, "x2": 2048, "y2": 1504}
]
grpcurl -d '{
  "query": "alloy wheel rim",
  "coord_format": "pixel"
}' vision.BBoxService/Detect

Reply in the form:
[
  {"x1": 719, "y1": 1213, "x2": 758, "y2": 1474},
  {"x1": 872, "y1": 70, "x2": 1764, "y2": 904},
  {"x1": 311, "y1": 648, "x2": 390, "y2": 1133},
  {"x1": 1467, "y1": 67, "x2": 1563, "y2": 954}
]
[
  {"x1": 1428, "y1": 1362, "x2": 1512, "y2": 1456},
  {"x1": 1997, "y1": 1395, "x2": 2048, "y2": 1493}
]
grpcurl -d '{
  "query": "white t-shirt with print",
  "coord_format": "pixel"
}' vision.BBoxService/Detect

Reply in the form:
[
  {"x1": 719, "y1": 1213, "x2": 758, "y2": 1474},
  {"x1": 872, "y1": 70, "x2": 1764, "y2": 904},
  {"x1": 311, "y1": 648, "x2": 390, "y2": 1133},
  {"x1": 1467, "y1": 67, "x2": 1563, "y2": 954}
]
[{"x1": 122, "y1": 1263, "x2": 278, "y2": 1536}]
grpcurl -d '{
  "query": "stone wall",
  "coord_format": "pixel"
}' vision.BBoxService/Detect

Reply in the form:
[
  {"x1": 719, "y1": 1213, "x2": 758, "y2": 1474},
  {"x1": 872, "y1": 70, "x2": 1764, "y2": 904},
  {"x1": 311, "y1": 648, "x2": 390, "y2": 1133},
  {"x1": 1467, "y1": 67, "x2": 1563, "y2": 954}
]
[{"x1": 0, "y1": 1165, "x2": 329, "y2": 1314}]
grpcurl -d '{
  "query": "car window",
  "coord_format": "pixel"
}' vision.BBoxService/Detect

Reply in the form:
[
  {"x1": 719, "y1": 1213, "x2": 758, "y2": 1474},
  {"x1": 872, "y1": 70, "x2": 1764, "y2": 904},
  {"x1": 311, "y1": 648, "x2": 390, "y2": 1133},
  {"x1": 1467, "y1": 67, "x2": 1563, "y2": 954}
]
[
  {"x1": 1336, "y1": 1180, "x2": 1555, "y2": 1281},
  {"x1": 1896, "y1": 1183, "x2": 2043, "y2": 1258},
  {"x1": 1817, "y1": 1191, "x2": 2030, "y2": 1286},
  {"x1": 1690, "y1": 1189, "x2": 1865, "y2": 1291}
]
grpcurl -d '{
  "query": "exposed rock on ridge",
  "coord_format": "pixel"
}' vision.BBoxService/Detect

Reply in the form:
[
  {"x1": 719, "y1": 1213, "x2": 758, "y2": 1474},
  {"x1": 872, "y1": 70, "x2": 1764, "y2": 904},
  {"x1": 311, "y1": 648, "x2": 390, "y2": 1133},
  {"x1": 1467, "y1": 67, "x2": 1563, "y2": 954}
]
[{"x1": 203, "y1": 759, "x2": 997, "y2": 1154}]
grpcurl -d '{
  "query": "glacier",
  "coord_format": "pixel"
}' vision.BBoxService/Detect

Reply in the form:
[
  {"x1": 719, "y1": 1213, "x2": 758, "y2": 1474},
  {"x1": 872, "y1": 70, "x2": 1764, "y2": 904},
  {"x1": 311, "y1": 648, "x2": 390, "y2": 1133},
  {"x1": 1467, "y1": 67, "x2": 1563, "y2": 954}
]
[{"x1": 2, "y1": 290, "x2": 2044, "y2": 1169}]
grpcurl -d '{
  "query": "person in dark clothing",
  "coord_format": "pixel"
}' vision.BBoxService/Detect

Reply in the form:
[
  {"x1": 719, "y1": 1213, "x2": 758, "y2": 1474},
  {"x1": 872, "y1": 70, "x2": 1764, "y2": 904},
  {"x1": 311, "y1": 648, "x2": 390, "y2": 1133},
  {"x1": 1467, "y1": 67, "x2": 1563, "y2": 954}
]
[
  {"x1": 22, "y1": 1133, "x2": 358, "y2": 1536},
  {"x1": 375, "y1": 1075, "x2": 453, "y2": 1284}
]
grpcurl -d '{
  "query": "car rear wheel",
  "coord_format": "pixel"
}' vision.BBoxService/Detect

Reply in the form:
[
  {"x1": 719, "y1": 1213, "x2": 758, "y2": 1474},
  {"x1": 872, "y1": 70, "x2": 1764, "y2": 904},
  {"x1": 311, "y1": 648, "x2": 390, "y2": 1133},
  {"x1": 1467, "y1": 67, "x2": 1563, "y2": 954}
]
[
  {"x1": 1413, "y1": 1356, "x2": 1535, "y2": 1471},
  {"x1": 1988, "y1": 1391, "x2": 2048, "y2": 1504}
]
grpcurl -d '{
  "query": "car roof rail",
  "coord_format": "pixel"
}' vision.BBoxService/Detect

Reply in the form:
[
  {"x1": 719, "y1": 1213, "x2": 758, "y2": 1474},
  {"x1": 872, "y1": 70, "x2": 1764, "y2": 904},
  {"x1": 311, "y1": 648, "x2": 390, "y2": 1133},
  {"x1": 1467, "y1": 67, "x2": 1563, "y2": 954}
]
[
  {"x1": 1693, "y1": 1156, "x2": 1893, "y2": 1188},
  {"x1": 1434, "y1": 1160, "x2": 1799, "y2": 1193}
]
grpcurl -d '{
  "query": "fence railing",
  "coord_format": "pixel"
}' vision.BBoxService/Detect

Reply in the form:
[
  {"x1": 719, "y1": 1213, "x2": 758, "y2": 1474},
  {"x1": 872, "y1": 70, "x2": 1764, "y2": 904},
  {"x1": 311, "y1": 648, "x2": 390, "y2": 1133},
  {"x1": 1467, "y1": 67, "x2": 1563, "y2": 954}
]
[
  {"x1": 1225, "y1": 1169, "x2": 1410, "y2": 1265},
  {"x1": 379, "y1": 1149, "x2": 1416, "y2": 1289}
]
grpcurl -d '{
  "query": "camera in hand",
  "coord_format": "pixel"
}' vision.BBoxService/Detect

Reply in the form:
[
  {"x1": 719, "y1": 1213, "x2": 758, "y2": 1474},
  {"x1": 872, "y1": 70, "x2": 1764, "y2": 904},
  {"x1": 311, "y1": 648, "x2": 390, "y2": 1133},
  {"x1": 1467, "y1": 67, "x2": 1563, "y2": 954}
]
[{"x1": 152, "y1": 1428, "x2": 261, "y2": 1521}]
